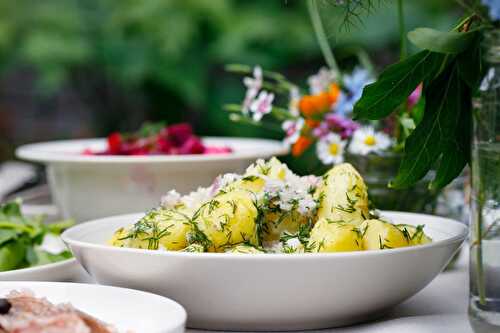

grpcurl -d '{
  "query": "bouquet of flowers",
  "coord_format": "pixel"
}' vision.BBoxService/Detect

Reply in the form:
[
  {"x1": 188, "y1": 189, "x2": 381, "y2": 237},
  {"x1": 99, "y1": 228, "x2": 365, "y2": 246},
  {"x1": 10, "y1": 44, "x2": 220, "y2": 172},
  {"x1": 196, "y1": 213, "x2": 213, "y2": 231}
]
[{"x1": 225, "y1": 64, "x2": 420, "y2": 169}]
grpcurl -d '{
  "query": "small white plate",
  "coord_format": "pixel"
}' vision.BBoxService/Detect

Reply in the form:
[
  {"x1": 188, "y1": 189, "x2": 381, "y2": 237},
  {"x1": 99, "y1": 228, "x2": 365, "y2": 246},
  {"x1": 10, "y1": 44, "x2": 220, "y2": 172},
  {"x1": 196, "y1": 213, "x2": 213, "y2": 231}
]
[
  {"x1": 62, "y1": 211, "x2": 467, "y2": 331},
  {"x1": 0, "y1": 281, "x2": 187, "y2": 333},
  {"x1": 0, "y1": 258, "x2": 90, "y2": 282}
]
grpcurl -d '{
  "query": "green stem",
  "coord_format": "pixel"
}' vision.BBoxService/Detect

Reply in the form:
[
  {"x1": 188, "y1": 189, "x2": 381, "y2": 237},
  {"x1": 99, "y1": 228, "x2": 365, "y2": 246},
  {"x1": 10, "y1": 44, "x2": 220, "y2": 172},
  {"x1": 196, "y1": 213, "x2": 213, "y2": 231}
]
[
  {"x1": 475, "y1": 197, "x2": 486, "y2": 305},
  {"x1": 355, "y1": 48, "x2": 375, "y2": 77},
  {"x1": 228, "y1": 114, "x2": 283, "y2": 133},
  {"x1": 307, "y1": 0, "x2": 339, "y2": 73},
  {"x1": 397, "y1": 0, "x2": 407, "y2": 60}
]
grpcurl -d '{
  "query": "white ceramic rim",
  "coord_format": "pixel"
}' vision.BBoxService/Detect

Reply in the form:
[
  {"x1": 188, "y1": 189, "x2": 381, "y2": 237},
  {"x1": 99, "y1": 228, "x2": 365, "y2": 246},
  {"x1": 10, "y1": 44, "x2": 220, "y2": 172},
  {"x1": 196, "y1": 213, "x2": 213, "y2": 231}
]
[
  {"x1": 16, "y1": 137, "x2": 289, "y2": 164},
  {"x1": 62, "y1": 211, "x2": 468, "y2": 260},
  {"x1": 0, "y1": 258, "x2": 77, "y2": 278},
  {"x1": 0, "y1": 281, "x2": 187, "y2": 332}
]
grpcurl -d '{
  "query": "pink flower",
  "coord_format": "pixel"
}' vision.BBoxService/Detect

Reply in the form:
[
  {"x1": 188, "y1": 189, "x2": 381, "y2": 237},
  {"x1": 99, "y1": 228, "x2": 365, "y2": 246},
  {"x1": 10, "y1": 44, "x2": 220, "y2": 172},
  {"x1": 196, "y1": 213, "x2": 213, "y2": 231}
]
[
  {"x1": 312, "y1": 122, "x2": 330, "y2": 138},
  {"x1": 250, "y1": 91, "x2": 274, "y2": 121},
  {"x1": 242, "y1": 66, "x2": 263, "y2": 114},
  {"x1": 282, "y1": 118, "x2": 304, "y2": 145},
  {"x1": 407, "y1": 83, "x2": 423, "y2": 109},
  {"x1": 325, "y1": 113, "x2": 360, "y2": 139}
]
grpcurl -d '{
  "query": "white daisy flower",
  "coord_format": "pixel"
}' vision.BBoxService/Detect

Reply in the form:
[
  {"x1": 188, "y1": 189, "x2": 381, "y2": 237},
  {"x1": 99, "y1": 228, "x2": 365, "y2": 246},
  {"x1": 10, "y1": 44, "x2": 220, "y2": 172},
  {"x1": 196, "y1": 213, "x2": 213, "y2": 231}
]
[
  {"x1": 250, "y1": 90, "x2": 274, "y2": 121},
  {"x1": 317, "y1": 133, "x2": 346, "y2": 165},
  {"x1": 307, "y1": 67, "x2": 338, "y2": 94},
  {"x1": 282, "y1": 117, "x2": 304, "y2": 146},
  {"x1": 348, "y1": 127, "x2": 392, "y2": 156},
  {"x1": 160, "y1": 190, "x2": 182, "y2": 209}
]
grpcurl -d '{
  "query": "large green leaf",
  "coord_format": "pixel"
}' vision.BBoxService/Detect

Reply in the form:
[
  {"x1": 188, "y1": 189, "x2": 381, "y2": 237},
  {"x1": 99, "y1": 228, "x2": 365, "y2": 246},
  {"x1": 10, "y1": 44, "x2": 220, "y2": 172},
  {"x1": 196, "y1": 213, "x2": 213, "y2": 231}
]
[
  {"x1": 458, "y1": 35, "x2": 484, "y2": 90},
  {"x1": 408, "y1": 28, "x2": 478, "y2": 54},
  {"x1": 390, "y1": 63, "x2": 463, "y2": 189},
  {"x1": 353, "y1": 51, "x2": 445, "y2": 120},
  {"x1": 429, "y1": 78, "x2": 471, "y2": 190}
]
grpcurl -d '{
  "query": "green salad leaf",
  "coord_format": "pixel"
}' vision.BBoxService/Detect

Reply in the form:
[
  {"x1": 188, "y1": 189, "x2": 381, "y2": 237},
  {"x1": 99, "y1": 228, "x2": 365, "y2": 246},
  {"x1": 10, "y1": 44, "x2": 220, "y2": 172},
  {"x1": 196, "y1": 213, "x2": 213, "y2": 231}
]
[{"x1": 0, "y1": 200, "x2": 74, "y2": 272}]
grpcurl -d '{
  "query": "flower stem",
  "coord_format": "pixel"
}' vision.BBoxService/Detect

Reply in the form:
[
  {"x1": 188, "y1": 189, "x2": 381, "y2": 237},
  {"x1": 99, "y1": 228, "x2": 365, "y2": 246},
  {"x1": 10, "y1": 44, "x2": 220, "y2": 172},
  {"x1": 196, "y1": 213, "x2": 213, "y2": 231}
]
[
  {"x1": 397, "y1": 0, "x2": 407, "y2": 60},
  {"x1": 475, "y1": 196, "x2": 487, "y2": 305},
  {"x1": 307, "y1": 0, "x2": 339, "y2": 74}
]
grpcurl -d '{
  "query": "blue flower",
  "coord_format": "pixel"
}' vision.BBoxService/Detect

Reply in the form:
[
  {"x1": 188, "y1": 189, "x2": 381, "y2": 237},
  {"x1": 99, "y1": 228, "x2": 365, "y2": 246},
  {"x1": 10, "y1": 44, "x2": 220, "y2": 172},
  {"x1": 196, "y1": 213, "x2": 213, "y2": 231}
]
[
  {"x1": 334, "y1": 67, "x2": 373, "y2": 116},
  {"x1": 482, "y1": 0, "x2": 500, "y2": 21}
]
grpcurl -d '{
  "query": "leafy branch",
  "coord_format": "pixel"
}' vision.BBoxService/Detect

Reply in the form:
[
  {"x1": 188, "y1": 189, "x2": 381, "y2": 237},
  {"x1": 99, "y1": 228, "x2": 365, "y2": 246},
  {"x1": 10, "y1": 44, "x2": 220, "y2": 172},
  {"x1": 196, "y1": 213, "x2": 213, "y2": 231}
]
[
  {"x1": 353, "y1": 16, "x2": 487, "y2": 189},
  {"x1": 323, "y1": 0, "x2": 383, "y2": 30}
]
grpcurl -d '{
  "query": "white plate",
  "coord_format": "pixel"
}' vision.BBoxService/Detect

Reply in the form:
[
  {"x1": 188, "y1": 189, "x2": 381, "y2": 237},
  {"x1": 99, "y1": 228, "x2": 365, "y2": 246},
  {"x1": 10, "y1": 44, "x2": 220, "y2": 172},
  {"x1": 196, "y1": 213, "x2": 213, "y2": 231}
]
[
  {"x1": 62, "y1": 211, "x2": 467, "y2": 331},
  {"x1": 0, "y1": 281, "x2": 186, "y2": 333},
  {"x1": 0, "y1": 258, "x2": 90, "y2": 282},
  {"x1": 16, "y1": 137, "x2": 288, "y2": 222}
]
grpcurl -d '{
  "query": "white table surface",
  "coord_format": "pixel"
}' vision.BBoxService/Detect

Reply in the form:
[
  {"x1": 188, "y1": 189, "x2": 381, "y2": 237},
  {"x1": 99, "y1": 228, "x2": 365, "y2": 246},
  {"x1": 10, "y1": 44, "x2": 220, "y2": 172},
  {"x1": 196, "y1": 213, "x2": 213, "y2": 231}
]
[{"x1": 187, "y1": 250, "x2": 472, "y2": 333}]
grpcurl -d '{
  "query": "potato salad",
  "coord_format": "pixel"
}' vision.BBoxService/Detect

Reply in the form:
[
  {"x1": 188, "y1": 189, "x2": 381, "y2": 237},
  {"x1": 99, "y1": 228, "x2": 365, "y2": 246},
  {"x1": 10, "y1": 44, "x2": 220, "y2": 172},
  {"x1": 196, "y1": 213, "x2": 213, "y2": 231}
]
[{"x1": 109, "y1": 158, "x2": 431, "y2": 253}]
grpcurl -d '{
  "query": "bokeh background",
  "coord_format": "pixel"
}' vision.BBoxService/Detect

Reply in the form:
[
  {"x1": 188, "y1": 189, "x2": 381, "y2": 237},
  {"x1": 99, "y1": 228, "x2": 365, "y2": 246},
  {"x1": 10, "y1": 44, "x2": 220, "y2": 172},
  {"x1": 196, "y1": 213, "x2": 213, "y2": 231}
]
[{"x1": 0, "y1": 0, "x2": 461, "y2": 160}]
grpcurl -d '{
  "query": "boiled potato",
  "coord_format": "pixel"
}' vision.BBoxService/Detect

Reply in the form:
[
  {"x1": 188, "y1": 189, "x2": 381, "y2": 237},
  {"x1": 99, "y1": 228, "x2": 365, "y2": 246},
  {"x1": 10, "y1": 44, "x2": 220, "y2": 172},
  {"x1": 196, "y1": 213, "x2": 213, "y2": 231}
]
[
  {"x1": 225, "y1": 244, "x2": 265, "y2": 254},
  {"x1": 225, "y1": 175, "x2": 266, "y2": 194},
  {"x1": 194, "y1": 189, "x2": 259, "y2": 252},
  {"x1": 245, "y1": 157, "x2": 289, "y2": 180},
  {"x1": 262, "y1": 210, "x2": 309, "y2": 242},
  {"x1": 315, "y1": 163, "x2": 369, "y2": 225},
  {"x1": 397, "y1": 224, "x2": 432, "y2": 245},
  {"x1": 361, "y1": 219, "x2": 410, "y2": 250},
  {"x1": 307, "y1": 218, "x2": 363, "y2": 252},
  {"x1": 109, "y1": 208, "x2": 191, "y2": 250}
]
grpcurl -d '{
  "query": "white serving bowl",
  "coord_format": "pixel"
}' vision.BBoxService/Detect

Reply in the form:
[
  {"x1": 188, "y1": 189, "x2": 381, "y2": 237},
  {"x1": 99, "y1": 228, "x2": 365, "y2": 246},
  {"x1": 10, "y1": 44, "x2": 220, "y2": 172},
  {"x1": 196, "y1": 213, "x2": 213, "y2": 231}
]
[
  {"x1": 62, "y1": 211, "x2": 467, "y2": 331},
  {"x1": 16, "y1": 137, "x2": 287, "y2": 222},
  {"x1": 0, "y1": 281, "x2": 186, "y2": 333}
]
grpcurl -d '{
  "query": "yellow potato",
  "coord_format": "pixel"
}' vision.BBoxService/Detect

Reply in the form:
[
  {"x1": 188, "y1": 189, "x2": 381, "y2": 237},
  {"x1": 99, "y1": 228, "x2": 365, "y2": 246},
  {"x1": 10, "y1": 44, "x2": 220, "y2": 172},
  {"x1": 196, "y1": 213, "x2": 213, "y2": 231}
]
[
  {"x1": 397, "y1": 224, "x2": 432, "y2": 245},
  {"x1": 245, "y1": 157, "x2": 289, "y2": 180},
  {"x1": 307, "y1": 218, "x2": 363, "y2": 252},
  {"x1": 225, "y1": 175, "x2": 265, "y2": 194},
  {"x1": 262, "y1": 210, "x2": 309, "y2": 242},
  {"x1": 361, "y1": 219, "x2": 410, "y2": 250},
  {"x1": 315, "y1": 163, "x2": 369, "y2": 225},
  {"x1": 194, "y1": 189, "x2": 259, "y2": 252},
  {"x1": 109, "y1": 208, "x2": 191, "y2": 250},
  {"x1": 225, "y1": 244, "x2": 265, "y2": 254}
]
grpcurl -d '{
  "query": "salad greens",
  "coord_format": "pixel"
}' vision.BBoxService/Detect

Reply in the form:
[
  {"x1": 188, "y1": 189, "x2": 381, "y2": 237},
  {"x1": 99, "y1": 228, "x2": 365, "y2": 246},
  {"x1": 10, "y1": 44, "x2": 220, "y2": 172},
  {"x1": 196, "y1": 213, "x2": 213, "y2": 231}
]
[{"x1": 0, "y1": 200, "x2": 73, "y2": 272}]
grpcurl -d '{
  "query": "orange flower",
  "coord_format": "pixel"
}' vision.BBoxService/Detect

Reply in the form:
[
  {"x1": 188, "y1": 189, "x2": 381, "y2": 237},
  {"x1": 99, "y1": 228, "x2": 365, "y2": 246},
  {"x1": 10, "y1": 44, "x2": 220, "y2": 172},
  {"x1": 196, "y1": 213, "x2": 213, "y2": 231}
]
[
  {"x1": 311, "y1": 92, "x2": 331, "y2": 112},
  {"x1": 305, "y1": 119, "x2": 320, "y2": 128},
  {"x1": 292, "y1": 136, "x2": 312, "y2": 157},
  {"x1": 298, "y1": 96, "x2": 316, "y2": 117},
  {"x1": 328, "y1": 83, "x2": 340, "y2": 105}
]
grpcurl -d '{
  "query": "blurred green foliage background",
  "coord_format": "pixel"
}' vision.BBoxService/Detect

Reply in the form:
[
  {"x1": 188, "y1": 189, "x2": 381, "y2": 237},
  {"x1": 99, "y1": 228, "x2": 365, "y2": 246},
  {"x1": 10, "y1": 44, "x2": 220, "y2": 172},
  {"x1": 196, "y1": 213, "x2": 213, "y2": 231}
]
[{"x1": 0, "y1": 0, "x2": 460, "y2": 160}]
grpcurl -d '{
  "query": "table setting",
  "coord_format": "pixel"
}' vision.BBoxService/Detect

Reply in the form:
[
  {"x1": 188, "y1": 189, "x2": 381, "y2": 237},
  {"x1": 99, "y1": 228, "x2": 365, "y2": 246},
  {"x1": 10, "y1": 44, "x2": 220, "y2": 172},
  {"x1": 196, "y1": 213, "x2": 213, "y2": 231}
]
[{"x1": 1, "y1": 1, "x2": 499, "y2": 333}]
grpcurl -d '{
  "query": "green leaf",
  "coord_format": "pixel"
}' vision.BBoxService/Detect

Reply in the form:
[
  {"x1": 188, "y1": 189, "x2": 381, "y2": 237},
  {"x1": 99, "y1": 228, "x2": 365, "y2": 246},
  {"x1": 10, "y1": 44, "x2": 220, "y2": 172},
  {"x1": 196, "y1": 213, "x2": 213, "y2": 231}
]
[
  {"x1": 408, "y1": 28, "x2": 478, "y2": 54},
  {"x1": 457, "y1": 35, "x2": 484, "y2": 90},
  {"x1": 353, "y1": 51, "x2": 445, "y2": 120},
  {"x1": 0, "y1": 241, "x2": 26, "y2": 272},
  {"x1": 390, "y1": 63, "x2": 463, "y2": 189},
  {"x1": 0, "y1": 229, "x2": 18, "y2": 246},
  {"x1": 430, "y1": 85, "x2": 471, "y2": 190}
]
